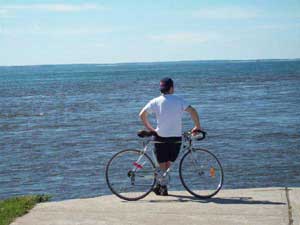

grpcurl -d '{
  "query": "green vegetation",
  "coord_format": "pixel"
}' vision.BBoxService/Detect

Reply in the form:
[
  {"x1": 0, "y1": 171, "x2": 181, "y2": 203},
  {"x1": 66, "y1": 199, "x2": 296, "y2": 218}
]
[{"x1": 0, "y1": 195, "x2": 50, "y2": 225}]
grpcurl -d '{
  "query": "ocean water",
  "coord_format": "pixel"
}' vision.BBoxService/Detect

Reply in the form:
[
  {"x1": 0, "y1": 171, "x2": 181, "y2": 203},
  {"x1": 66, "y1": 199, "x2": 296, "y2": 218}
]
[{"x1": 0, "y1": 60, "x2": 300, "y2": 201}]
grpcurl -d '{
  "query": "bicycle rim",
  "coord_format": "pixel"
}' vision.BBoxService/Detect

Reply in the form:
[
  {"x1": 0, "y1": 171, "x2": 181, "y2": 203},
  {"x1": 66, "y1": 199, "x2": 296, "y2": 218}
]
[
  {"x1": 179, "y1": 148, "x2": 224, "y2": 198},
  {"x1": 105, "y1": 149, "x2": 156, "y2": 201}
]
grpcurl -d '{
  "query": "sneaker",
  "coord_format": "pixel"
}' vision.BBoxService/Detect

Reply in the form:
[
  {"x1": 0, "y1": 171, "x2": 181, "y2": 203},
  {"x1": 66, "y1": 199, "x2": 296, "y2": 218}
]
[
  {"x1": 160, "y1": 185, "x2": 168, "y2": 196},
  {"x1": 153, "y1": 184, "x2": 161, "y2": 195}
]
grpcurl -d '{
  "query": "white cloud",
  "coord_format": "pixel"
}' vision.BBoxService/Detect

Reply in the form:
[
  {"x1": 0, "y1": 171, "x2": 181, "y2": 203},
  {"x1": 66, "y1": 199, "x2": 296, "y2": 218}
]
[
  {"x1": 255, "y1": 24, "x2": 291, "y2": 30},
  {"x1": 192, "y1": 6, "x2": 259, "y2": 20},
  {"x1": 0, "y1": 8, "x2": 13, "y2": 18},
  {"x1": 0, "y1": 25, "x2": 116, "y2": 37},
  {"x1": 149, "y1": 32, "x2": 218, "y2": 44},
  {"x1": 94, "y1": 43, "x2": 106, "y2": 48},
  {"x1": 1, "y1": 3, "x2": 107, "y2": 13}
]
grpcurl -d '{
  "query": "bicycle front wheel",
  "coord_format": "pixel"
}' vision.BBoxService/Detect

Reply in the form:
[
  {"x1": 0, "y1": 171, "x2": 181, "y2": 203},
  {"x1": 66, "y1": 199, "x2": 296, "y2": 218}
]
[
  {"x1": 105, "y1": 149, "x2": 156, "y2": 201},
  {"x1": 179, "y1": 148, "x2": 224, "y2": 198}
]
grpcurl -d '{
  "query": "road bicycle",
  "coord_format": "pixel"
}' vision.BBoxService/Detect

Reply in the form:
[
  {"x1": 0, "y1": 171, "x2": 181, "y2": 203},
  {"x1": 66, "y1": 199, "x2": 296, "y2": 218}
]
[{"x1": 105, "y1": 130, "x2": 224, "y2": 201}]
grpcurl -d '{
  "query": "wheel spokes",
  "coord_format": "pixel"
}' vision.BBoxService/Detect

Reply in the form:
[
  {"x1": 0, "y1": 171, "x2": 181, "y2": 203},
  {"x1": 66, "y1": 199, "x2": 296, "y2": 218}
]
[
  {"x1": 180, "y1": 148, "x2": 223, "y2": 198},
  {"x1": 106, "y1": 150, "x2": 156, "y2": 200}
]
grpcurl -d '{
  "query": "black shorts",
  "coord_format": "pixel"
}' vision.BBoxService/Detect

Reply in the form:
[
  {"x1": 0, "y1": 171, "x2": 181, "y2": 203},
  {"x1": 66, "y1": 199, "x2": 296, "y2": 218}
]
[{"x1": 154, "y1": 135, "x2": 182, "y2": 163}]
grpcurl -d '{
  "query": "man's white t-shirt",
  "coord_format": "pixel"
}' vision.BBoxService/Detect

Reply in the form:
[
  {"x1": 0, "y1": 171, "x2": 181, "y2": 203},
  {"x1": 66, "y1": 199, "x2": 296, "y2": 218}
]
[{"x1": 142, "y1": 94, "x2": 189, "y2": 137}]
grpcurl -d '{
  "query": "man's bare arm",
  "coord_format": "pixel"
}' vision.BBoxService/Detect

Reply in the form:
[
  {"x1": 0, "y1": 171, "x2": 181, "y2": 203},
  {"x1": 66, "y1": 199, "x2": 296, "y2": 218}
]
[
  {"x1": 185, "y1": 106, "x2": 202, "y2": 132},
  {"x1": 139, "y1": 110, "x2": 156, "y2": 132}
]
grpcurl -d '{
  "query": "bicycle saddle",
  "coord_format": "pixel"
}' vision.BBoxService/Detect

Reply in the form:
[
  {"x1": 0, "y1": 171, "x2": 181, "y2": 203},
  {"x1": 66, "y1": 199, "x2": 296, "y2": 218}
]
[{"x1": 137, "y1": 130, "x2": 156, "y2": 138}]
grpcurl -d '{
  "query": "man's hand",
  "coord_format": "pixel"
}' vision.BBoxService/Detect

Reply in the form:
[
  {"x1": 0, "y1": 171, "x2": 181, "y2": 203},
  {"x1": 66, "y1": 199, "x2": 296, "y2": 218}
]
[
  {"x1": 139, "y1": 110, "x2": 156, "y2": 132},
  {"x1": 191, "y1": 126, "x2": 202, "y2": 134}
]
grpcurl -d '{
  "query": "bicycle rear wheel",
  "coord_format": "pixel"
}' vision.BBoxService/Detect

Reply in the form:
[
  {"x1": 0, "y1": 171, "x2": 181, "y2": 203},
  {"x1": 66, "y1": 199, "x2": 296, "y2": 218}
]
[
  {"x1": 105, "y1": 149, "x2": 156, "y2": 201},
  {"x1": 179, "y1": 148, "x2": 223, "y2": 198}
]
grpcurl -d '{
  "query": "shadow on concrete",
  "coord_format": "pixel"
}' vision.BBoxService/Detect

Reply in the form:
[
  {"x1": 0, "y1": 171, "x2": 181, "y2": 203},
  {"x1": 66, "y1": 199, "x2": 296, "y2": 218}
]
[{"x1": 141, "y1": 194, "x2": 286, "y2": 205}]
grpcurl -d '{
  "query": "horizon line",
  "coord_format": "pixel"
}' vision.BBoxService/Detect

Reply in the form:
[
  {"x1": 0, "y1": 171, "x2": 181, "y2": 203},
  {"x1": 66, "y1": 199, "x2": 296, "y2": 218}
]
[{"x1": 0, "y1": 57, "x2": 300, "y2": 68}]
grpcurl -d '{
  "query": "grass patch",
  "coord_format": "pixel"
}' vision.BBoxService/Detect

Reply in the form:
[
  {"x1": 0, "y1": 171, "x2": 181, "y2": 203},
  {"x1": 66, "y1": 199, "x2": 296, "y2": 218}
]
[{"x1": 0, "y1": 195, "x2": 50, "y2": 225}]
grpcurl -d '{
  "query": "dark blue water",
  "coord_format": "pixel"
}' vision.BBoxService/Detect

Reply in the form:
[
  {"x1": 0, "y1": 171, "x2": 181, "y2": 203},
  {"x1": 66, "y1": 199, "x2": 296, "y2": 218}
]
[{"x1": 1, "y1": 60, "x2": 300, "y2": 200}]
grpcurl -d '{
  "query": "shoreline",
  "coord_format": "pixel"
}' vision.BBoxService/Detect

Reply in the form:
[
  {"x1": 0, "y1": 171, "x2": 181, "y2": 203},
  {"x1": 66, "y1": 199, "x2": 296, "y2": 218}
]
[{"x1": 10, "y1": 187, "x2": 300, "y2": 225}]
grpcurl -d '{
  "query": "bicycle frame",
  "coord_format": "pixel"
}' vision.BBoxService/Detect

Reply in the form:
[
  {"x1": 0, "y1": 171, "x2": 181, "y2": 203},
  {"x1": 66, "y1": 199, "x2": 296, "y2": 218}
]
[{"x1": 131, "y1": 133, "x2": 196, "y2": 179}]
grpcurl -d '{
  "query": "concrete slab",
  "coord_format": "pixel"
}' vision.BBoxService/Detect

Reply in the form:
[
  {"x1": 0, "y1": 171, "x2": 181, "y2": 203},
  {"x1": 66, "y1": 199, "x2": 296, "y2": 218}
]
[
  {"x1": 289, "y1": 188, "x2": 300, "y2": 225},
  {"x1": 11, "y1": 188, "x2": 299, "y2": 225}
]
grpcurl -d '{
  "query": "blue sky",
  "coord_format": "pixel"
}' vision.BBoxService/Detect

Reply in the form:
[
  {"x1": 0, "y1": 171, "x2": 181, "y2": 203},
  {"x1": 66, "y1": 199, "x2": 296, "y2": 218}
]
[{"x1": 0, "y1": 0, "x2": 299, "y2": 66}]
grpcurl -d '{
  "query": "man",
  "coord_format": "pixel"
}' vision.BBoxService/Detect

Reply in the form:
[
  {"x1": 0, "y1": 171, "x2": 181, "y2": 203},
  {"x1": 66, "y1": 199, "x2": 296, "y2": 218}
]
[{"x1": 139, "y1": 77, "x2": 202, "y2": 196}]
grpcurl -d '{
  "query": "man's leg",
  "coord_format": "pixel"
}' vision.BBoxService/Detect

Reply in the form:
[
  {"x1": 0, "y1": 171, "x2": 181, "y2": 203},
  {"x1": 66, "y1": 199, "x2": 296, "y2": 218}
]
[
  {"x1": 156, "y1": 161, "x2": 170, "y2": 196},
  {"x1": 159, "y1": 161, "x2": 171, "y2": 170},
  {"x1": 157, "y1": 161, "x2": 170, "y2": 185},
  {"x1": 159, "y1": 141, "x2": 181, "y2": 195},
  {"x1": 153, "y1": 137, "x2": 174, "y2": 196},
  {"x1": 153, "y1": 161, "x2": 171, "y2": 195}
]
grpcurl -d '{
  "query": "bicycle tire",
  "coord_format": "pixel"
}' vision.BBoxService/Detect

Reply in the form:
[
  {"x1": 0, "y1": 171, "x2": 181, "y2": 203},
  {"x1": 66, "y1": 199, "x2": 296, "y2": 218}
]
[
  {"x1": 179, "y1": 148, "x2": 224, "y2": 198},
  {"x1": 105, "y1": 149, "x2": 156, "y2": 201}
]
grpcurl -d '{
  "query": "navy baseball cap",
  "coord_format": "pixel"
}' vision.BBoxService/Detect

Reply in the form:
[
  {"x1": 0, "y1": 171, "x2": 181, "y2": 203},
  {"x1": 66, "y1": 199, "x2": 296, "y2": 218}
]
[{"x1": 160, "y1": 77, "x2": 174, "y2": 92}]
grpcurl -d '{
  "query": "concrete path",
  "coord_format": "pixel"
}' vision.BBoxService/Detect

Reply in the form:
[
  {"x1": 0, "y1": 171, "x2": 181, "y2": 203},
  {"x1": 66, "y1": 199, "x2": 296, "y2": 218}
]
[{"x1": 12, "y1": 188, "x2": 299, "y2": 225}]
